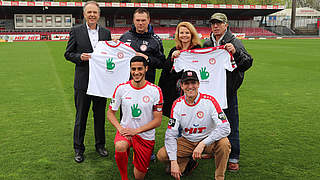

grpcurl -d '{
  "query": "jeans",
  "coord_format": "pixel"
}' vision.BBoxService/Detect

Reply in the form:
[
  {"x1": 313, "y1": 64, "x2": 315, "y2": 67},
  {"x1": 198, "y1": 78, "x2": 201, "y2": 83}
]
[{"x1": 223, "y1": 93, "x2": 240, "y2": 163}]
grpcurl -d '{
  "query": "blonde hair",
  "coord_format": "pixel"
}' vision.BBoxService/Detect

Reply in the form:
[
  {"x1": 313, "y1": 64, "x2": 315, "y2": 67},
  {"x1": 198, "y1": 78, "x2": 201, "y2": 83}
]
[{"x1": 174, "y1": 22, "x2": 201, "y2": 50}]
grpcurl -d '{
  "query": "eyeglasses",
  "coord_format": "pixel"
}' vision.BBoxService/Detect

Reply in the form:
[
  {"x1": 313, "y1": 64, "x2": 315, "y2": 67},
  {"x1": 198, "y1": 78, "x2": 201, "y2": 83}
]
[{"x1": 210, "y1": 20, "x2": 224, "y2": 25}]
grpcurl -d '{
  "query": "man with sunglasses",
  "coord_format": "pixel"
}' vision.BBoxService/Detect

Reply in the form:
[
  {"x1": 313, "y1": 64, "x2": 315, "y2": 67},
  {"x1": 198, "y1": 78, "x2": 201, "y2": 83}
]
[{"x1": 203, "y1": 13, "x2": 253, "y2": 171}]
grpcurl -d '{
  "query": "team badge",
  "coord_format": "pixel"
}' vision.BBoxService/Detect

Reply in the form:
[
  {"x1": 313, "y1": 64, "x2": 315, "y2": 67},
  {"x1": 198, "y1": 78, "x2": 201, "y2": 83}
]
[
  {"x1": 140, "y1": 44, "x2": 147, "y2": 52},
  {"x1": 197, "y1": 111, "x2": 204, "y2": 119},
  {"x1": 143, "y1": 96, "x2": 150, "y2": 103},
  {"x1": 117, "y1": 52, "x2": 124, "y2": 59},
  {"x1": 209, "y1": 58, "x2": 216, "y2": 65}
]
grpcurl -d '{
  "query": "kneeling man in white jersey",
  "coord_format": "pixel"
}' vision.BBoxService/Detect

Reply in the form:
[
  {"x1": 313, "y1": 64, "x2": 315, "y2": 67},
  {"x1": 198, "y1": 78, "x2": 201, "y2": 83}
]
[
  {"x1": 157, "y1": 70, "x2": 231, "y2": 180},
  {"x1": 107, "y1": 56, "x2": 163, "y2": 180}
]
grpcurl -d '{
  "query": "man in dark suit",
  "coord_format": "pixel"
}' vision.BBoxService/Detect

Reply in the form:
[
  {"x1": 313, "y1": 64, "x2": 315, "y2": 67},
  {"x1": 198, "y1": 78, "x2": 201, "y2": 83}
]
[{"x1": 64, "y1": 1, "x2": 111, "y2": 163}]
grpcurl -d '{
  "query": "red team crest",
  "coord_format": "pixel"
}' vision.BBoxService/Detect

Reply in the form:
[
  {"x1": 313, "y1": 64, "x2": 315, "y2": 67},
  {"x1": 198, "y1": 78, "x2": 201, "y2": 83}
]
[
  {"x1": 143, "y1": 96, "x2": 150, "y2": 103},
  {"x1": 197, "y1": 111, "x2": 204, "y2": 119},
  {"x1": 117, "y1": 52, "x2": 124, "y2": 59},
  {"x1": 209, "y1": 58, "x2": 216, "y2": 65}
]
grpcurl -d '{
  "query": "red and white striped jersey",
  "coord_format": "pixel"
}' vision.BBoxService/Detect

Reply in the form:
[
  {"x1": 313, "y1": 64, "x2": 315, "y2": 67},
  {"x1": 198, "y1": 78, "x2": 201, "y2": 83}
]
[
  {"x1": 165, "y1": 93, "x2": 230, "y2": 161},
  {"x1": 87, "y1": 40, "x2": 136, "y2": 98},
  {"x1": 109, "y1": 81, "x2": 163, "y2": 141},
  {"x1": 173, "y1": 46, "x2": 235, "y2": 109}
]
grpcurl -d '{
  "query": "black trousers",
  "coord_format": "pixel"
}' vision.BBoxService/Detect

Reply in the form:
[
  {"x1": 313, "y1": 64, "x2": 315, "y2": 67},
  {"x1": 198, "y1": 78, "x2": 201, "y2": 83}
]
[{"x1": 73, "y1": 89, "x2": 106, "y2": 153}]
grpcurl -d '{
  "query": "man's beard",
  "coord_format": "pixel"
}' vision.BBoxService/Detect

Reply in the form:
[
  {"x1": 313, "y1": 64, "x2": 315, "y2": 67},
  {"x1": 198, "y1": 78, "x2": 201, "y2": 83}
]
[{"x1": 133, "y1": 74, "x2": 145, "y2": 83}]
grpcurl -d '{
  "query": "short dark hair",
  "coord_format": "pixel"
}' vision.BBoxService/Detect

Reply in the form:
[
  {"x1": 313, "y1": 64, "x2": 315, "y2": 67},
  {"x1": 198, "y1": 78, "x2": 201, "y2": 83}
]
[
  {"x1": 133, "y1": 8, "x2": 150, "y2": 19},
  {"x1": 130, "y1": 56, "x2": 148, "y2": 67}
]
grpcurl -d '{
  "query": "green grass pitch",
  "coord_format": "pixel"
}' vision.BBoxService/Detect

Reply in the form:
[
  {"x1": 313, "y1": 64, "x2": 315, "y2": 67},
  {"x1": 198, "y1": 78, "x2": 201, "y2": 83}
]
[{"x1": 0, "y1": 39, "x2": 319, "y2": 179}]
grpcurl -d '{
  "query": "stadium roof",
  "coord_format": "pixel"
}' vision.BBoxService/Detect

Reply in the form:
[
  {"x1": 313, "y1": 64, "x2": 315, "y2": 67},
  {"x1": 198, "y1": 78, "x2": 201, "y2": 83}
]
[
  {"x1": 0, "y1": 1, "x2": 284, "y2": 17},
  {"x1": 269, "y1": 7, "x2": 320, "y2": 17}
]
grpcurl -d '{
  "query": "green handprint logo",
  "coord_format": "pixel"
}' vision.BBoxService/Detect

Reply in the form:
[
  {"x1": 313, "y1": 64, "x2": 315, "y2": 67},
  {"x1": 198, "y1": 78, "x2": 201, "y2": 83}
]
[
  {"x1": 199, "y1": 67, "x2": 209, "y2": 80},
  {"x1": 106, "y1": 58, "x2": 115, "y2": 70},
  {"x1": 131, "y1": 104, "x2": 142, "y2": 118}
]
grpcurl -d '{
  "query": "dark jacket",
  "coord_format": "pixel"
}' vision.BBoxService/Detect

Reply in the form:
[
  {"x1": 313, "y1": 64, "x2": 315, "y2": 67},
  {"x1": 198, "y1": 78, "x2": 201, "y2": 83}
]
[
  {"x1": 203, "y1": 28, "x2": 253, "y2": 96},
  {"x1": 159, "y1": 45, "x2": 201, "y2": 117},
  {"x1": 119, "y1": 25, "x2": 166, "y2": 83},
  {"x1": 64, "y1": 24, "x2": 111, "y2": 90}
]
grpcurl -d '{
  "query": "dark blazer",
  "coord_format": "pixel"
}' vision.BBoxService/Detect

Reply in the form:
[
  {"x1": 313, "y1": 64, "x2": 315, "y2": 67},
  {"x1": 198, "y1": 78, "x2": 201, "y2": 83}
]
[{"x1": 64, "y1": 24, "x2": 111, "y2": 90}]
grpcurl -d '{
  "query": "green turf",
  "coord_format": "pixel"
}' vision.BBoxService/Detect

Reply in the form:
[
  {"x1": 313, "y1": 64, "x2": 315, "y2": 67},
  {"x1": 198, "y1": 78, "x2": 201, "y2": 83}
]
[{"x1": 0, "y1": 39, "x2": 319, "y2": 179}]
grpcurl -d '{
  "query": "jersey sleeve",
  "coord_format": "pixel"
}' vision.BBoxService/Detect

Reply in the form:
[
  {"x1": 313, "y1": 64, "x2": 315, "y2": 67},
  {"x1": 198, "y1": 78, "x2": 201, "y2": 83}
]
[
  {"x1": 172, "y1": 55, "x2": 183, "y2": 72},
  {"x1": 152, "y1": 86, "x2": 164, "y2": 112},
  {"x1": 109, "y1": 84, "x2": 122, "y2": 111},
  {"x1": 164, "y1": 101, "x2": 180, "y2": 160},
  {"x1": 202, "y1": 98, "x2": 231, "y2": 145},
  {"x1": 223, "y1": 50, "x2": 237, "y2": 72}
]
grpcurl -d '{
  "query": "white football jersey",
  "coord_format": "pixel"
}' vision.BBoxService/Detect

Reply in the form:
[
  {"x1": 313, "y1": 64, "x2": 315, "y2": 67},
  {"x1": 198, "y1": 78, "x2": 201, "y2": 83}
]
[
  {"x1": 87, "y1": 41, "x2": 136, "y2": 98},
  {"x1": 109, "y1": 81, "x2": 163, "y2": 140},
  {"x1": 165, "y1": 93, "x2": 230, "y2": 160},
  {"x1": 173, "y1": 46, "x2": 236, "y2": 109}
]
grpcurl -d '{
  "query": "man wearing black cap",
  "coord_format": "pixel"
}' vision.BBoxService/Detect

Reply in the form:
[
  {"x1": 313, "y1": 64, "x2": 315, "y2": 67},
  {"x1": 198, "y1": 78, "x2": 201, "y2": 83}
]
[
  {"x1": 203, "y1": 13, "x2": 253, "y2": 171},
  {"x1": 157, "y1": 70, "x2": 231, "y2": 180}
]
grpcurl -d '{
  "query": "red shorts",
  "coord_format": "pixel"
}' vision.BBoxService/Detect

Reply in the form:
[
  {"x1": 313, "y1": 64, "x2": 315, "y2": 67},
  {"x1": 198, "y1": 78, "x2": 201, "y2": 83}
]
[{"x1": 114, "y1": 131, "x2": 155, "y2": 173}]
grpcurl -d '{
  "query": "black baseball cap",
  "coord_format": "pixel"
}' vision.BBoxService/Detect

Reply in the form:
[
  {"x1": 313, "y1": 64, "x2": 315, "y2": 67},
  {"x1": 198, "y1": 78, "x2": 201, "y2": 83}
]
[{"x1": 181, "y1": 70, "x2": 199, "y2": 83}]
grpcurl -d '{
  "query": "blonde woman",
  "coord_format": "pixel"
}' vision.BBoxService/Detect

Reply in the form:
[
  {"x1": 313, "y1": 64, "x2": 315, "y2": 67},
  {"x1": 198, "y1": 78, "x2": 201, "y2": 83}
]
[{"x1": 159, "y1": 22, "x2": 201, "y2": 117}]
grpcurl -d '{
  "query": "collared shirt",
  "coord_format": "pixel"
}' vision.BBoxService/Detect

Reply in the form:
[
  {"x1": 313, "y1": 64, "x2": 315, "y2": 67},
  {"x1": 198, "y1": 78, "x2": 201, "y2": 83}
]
[
  {"x1": 211, "y1": 30, "x2": 226, "y2": 46},
  {"x1": 86, "y1": 23, "x2": 99, "y2": 49},
  {"x1": 184, "y1": 92, "x2": 200, "y2": 105}
]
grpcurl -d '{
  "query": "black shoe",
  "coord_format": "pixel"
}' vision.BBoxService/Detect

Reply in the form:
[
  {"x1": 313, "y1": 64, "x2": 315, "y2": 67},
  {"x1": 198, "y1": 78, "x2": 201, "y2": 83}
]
[
  {"x1": 74, "y1": 152, "x2": 84, "y2": 163},
  {"x1": 182, "y1": 159, "x2": 199, "y2": 176},
  {"x1": 96, "y1": 147, "x2": 108, "y2": 157}
]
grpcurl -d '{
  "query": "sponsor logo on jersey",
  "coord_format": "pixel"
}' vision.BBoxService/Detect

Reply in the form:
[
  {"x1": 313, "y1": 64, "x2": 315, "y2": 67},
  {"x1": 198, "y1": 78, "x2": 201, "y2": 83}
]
[
  {"x1": 199, "y1": 67, "x2": 209, "y2": 80},
  {"x1": 197, "y1": 111, "x2": 204, "y2": 119},
  {"x1": 193, "y1": 123, "x2": 199, "y2": 127},
  {"x1": 101, "y1": 51, "x2": 107, "y2": 55},
  {"x1": 184, "y1": 127, "x2": 206, "y2": 134},
  {"x1": 192, "y1": 60, "x2": 199, "y2": 63},
  {"x1": 209, "y1": 57, "x2": 216, "y2": 65},
  {"x1": 143, "y1": 96, "x2": 150, "y2": 103},
  {"x1": 106, "y1": 58, "x2": 115, "y2": 70},
  {"x1": 131, "y1": 104, "x2": 142, "y2": 118},
  {"x1": 125, "y1": 97, "x2": 132, "y2": 99},
  {"x1": 117, "y1": 52, "x2": 124, "y2": 59},
  {"x1": 181, "y1": 114, "x2": 186, "y2": 116}
]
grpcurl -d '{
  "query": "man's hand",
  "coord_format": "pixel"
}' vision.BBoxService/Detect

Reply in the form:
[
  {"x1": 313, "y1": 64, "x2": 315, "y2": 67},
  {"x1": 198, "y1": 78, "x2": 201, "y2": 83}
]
[
  {"x1": 136, "y1": 52, "x2": 148, "y2": 61},
  {"x1": 123, "y1": 128, "x2": 139, "y2": 137},
  {"x1": 117, "y1": 126, "x2": 126, "y2": 136},
  {"x1": 171, "y1": 160, "x2": 181, "y2": 180},
  {"x1": 224, "y1": 43, "x2": 236, "y2": 54},
  {"x1": 192, "y1": 142, "x2": 206, "y2": 160},
  {"x1": 80, "y1": 53, "x2": 91, "y2": 61}
]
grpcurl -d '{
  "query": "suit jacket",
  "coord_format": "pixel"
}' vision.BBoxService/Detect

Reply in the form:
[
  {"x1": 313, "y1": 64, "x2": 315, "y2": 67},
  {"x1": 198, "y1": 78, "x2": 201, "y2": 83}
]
[{"x1": 64, "y1": 24, "x2": 111, "y2": 90}]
